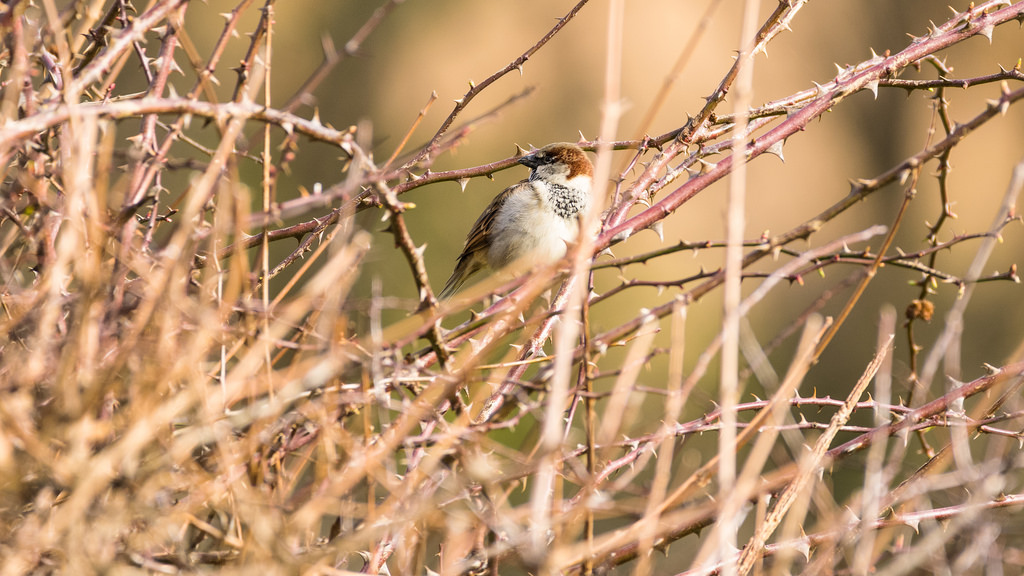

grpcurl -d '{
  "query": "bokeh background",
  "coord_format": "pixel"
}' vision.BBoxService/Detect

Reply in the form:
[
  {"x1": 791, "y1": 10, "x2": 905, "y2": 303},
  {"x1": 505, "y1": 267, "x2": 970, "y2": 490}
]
[{"x1": 179, "y1": 0, "x2": 1023, "y2": 412}]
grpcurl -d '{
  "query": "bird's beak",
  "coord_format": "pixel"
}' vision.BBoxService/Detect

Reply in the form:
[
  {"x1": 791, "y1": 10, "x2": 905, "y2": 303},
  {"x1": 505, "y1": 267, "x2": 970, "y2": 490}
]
[{"x1": 518, "y1": 151, "x2": 542, "y2": 169}]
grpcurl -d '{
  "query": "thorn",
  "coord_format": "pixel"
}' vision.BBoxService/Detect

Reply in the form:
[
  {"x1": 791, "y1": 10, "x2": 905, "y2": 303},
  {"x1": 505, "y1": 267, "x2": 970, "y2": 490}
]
[
  {"x1": 649, "y1": 221, "x2": 665, "y2": 242},
  {"x1": 794, "y1": 540, "x2": 811, "y2": 560},
  {"x1": 978, "y1": 24, "x2": 994, "y2": 44},
  {"x1": 904, "y1": 517, "x2": 920, "y2": 533},
  {"x1": 765, "y1": 140, "x2": 785, "y2": 162},
  {"x1": 864, "y1": 79, "x2": 879, "y2": 100}
]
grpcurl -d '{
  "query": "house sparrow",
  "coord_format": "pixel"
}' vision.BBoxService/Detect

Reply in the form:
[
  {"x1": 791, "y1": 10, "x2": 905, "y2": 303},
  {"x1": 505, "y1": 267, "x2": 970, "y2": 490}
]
[{"x1": 438, "y1": 143, "x2": 594, "y2": 299}]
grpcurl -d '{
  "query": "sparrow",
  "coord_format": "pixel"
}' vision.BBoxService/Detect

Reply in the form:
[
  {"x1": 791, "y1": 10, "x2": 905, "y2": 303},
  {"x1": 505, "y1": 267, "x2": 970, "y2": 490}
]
[{"x1": 438, "y1": 143, "x2": 594, "y2": 299}]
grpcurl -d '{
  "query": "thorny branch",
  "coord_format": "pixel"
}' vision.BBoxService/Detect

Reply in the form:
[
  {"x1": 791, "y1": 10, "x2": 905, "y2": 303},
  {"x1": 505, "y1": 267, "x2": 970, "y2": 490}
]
[{"x1": 2, "y1": 1, "x2": 1024, "y2": 575}]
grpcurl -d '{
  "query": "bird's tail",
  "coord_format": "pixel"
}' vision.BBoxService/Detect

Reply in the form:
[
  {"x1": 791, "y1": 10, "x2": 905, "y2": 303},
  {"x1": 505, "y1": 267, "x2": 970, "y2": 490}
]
[{"x1": 438, "y1": 260, "x2": 480, "y2": 300}]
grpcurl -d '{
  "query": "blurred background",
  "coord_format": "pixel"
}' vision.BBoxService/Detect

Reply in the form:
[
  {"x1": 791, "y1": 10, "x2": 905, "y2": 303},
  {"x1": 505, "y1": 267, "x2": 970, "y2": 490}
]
[{"x1": 180, "y1": 0, "x2": 1023, "y2": 411}]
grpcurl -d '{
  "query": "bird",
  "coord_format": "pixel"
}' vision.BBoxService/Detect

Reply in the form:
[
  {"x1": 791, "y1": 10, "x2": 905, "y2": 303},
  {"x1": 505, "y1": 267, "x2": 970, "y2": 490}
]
[{"x1": 438, "y1": 143, "x2": 594, "y2": 299}]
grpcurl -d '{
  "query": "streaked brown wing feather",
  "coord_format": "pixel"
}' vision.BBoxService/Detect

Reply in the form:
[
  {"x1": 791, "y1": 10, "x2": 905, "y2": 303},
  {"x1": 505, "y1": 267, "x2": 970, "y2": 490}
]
[
  {"x1": 461, "y1": 183, "x2": 520, "y2": 260},
  {"x1": 438, "y1": 181, "x2": 527, "y2": 299}
]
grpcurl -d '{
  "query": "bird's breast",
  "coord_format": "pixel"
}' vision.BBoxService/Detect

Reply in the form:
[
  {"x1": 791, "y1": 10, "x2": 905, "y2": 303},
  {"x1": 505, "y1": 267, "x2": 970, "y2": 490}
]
[{"x1": 486, "y1": 181, "x2": 586, "y2": 271}]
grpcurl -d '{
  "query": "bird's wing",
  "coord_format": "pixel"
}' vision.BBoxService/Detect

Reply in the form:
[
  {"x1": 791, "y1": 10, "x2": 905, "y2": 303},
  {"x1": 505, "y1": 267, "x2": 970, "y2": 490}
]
[
  {"x1": 459, "y1": 181, "x2": 527, "y2": 262},
  {"x1": 438, "y1": 180, "x2": 530, "y2": 299}
]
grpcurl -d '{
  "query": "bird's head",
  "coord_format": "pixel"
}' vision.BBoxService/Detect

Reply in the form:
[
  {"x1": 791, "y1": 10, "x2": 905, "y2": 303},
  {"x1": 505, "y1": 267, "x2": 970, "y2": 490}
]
[{"x1": 519, "y1": 143, "x2": 594, "y2": 186}]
